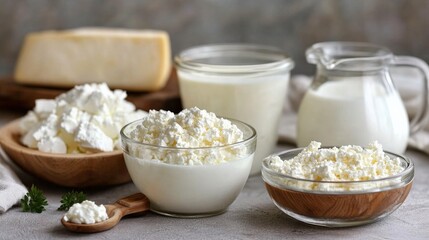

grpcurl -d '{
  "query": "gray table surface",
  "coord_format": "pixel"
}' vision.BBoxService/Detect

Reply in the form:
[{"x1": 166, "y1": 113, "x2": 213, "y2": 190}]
[{"x1": 1, "y1": 110, "x2": 429, "y2": 240}]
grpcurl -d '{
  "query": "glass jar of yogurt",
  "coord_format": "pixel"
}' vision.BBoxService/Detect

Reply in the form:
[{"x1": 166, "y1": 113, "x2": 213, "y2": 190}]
[{"x1": 175, "y1": 44, "x2": 294, "y2": 174}]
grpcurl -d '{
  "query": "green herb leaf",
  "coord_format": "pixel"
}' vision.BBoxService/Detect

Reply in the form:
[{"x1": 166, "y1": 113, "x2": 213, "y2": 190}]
[
  {"x1": 20, "y1": 185, "x2": 48, "y2": 213},
  {"x1": 57, "y1": 190, "x2": 86, "y2": 211}
]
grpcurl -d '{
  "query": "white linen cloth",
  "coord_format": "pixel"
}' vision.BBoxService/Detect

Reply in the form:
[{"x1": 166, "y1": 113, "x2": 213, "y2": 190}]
[
  {"x1": 278, "y1": 67, "x2": 429, "y2": 155},
  {"x1": 0, "y1": 149, "x2": 27, "y2": 213}
]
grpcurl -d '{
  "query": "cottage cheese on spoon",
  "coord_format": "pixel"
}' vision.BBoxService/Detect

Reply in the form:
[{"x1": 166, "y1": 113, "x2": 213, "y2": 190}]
[{"x1": 63, "y1": 200, "x2": 108, "y2": 224}]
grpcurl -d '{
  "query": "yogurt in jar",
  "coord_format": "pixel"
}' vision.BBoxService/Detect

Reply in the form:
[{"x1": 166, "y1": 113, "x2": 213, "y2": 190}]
[
  {"x1": 179, "y1": 73, "x2": 287, "y2": 173},
  {"x1": 176, "y1": 44, "x2": 294, "y2": 174}
]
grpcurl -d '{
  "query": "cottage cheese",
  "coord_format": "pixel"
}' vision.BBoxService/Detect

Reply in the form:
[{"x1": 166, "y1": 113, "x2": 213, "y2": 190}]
[
  {"x1": 123, "y1": 107, "x2": 255, "y2": 215},
  {"x1": 20, "y1": 83, "x2": 146, "y2": 153},
  {"x1": 268, "y1": 141, "x2": 404, "y2": 181},
  {"x1": 128, "y1": 107, "x2": 245, "y2": 165},
  {"x1": 266, "y1": 141, "x2": 405, "y2": 191},
  {"x1": 63, "y1": 200, "x2": 108, "y2": 224}
]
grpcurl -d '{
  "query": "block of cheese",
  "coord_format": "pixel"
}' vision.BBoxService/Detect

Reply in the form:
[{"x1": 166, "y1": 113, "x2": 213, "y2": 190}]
[{"x1": 14, "y1": 28, "x2": 171, "y2": 91}]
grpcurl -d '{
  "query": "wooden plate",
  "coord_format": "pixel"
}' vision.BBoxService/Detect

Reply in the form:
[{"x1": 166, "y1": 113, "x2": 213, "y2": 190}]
[
  {"x1": 0, "y1": 69, "x2": 182, "y2": 112},
  {"x1": 0, "y1": 119, "x2": 131, "y2": 188}
]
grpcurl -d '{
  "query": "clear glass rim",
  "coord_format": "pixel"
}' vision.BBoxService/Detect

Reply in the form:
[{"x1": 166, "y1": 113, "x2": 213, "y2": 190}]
[
  {"x1": 262, "y1": 147, "x2": 414, "y2": 192},
  {"x1": 174, "y1": 43, "x2": 294, "y2": 74},
  {"x1": 120, "y1": 117, "x2": 257, "y2": 151},
  {"x1": 306, "y1": 41, "x2": 394, "y2": 71}
]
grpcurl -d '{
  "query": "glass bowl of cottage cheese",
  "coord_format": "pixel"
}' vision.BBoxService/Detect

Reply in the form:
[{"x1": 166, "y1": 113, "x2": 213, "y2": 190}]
[
  {"x1": 262, "y1": 141, "x2": 414, "y2": 227},
  {"x1": 120, "y1": 107, "x2": 257, "y2": 218}
]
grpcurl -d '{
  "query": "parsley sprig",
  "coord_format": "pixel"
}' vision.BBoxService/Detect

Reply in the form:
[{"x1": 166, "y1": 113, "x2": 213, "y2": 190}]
[
  {"x1": 20, "y1": 185, "x2": 48, "y2": 213},
  {"x1": 57, "y1": 190, "x2": 87, "y2": 211}
]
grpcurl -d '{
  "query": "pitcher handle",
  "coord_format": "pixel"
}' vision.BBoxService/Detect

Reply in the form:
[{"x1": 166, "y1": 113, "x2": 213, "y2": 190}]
[{"x1": 392, "y1": 56, "x2": 429, "y2": 133}]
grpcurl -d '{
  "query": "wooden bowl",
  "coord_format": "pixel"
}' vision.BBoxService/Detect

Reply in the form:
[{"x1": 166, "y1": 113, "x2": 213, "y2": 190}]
[{"x1": 0, "y1": 119, "x2": 131, "y2": 188}]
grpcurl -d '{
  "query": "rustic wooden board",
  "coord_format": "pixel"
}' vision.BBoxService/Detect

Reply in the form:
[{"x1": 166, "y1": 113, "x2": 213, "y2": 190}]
[{"x1": 0, "y1": 70, "x2": 182, "y2": 112}]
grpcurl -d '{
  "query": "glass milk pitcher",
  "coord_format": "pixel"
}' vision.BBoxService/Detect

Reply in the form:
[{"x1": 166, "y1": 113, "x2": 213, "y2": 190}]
[{"x1": 297, "y1": 42, "x2": 429, "y2": 153}]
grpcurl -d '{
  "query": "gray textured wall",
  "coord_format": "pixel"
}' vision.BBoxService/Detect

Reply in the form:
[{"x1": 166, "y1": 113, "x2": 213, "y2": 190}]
[{"x1": 1, "y1": 0, "x2": 429, "y2": 75}]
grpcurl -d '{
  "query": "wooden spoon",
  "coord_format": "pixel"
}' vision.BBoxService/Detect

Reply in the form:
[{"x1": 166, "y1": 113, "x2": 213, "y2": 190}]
[{"x1": 61, "y1": 193, "x2": 150, "y2": 233}]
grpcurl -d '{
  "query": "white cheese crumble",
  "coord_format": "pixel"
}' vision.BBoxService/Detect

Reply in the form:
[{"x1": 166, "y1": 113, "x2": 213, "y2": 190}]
[
  {"x1": 20, "y1": 83, "x2": 147, "y2": 153},
  {"x1": 266, "y1": 141, "x2": 406, "y2": 191},
  {"x1": 128, "y1": 107, "x2": 245, "y2": 165},
  {"x1": 63, "y1": 200, "x2": 108, "y2": 224}
]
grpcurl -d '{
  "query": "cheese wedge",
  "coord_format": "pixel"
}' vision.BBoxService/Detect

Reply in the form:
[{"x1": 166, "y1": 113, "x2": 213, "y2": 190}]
[{"x1": 14, "y1": 28, "x2": 171, "y2": 91}]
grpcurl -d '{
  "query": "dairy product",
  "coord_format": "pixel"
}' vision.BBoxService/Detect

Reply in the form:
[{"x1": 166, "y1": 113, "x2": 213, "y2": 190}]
[
  {"x1": 179, "y1": 72, "x2": 289, "y2": 173},
  {"x1": 14, "y1": 28, "x2": 171, "y2": 91},
  {"x1": 297, "y1": 78, "x2": 409, "y2": 153},
  {"x1": 121, "y1": 107, "x2": 256, "y2": 216},
  {"x1": 268, "y1": 141, "x2": 404, "y2": 181},
  {"x1": 266, "y1": 141, "x2": 405, "y2": 191},
  {"x1": 176, "y1": 44, "x2": 294, "y2": 175},
  {"x1": 63, "y1": 200, "x2": 108, "y2": 224},
  {"x1": 20, "y1": 83, "x2": 146, "y2": 153},
  {"x1": 128, "y1": 107, "x2": 245, "y2": 165},
  {"x1": 124, "y1": 154, "x2": 253, "y2": 215}
]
